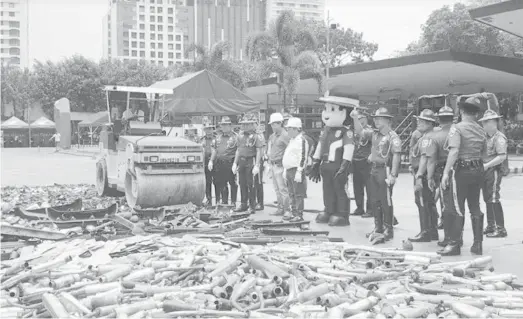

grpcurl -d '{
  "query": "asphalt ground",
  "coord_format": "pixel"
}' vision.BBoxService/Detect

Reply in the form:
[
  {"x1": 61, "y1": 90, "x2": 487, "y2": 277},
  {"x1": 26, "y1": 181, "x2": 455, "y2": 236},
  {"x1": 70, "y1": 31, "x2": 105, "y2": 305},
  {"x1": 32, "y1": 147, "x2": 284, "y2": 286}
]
[{"x1": 1, "y1": 147, "x2": 522, "y2": 278}]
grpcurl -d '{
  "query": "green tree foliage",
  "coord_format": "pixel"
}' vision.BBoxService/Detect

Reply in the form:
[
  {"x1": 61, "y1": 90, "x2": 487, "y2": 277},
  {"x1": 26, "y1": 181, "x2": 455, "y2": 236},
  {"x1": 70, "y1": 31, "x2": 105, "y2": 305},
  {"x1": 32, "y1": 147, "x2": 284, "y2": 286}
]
[
  {"x1": 184, "y1": 41, "x2": 248, "y2": 90},
  {"x1": 245, "y1": 11, "x2": 325, "y2": 97},
  {"x1": 1, "y1": 65, "x2": 35, "y2": 120},
  {"x1": 296, "y1": 19, "x2": 378, "y2": 67},
  {"x1": 399, "y1": 2, "x2": 523, "y2": 57}
]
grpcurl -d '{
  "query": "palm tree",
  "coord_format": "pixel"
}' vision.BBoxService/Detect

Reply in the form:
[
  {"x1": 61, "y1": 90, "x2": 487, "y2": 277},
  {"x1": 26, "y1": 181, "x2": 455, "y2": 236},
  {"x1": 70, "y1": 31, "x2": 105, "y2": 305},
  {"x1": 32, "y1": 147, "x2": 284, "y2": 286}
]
[
  {"x1": 185, "y1": 41, "x2": 247, "y2": 91},
  {"x1": 245, "y1": 10, "x2": 324, "y2": 109}
]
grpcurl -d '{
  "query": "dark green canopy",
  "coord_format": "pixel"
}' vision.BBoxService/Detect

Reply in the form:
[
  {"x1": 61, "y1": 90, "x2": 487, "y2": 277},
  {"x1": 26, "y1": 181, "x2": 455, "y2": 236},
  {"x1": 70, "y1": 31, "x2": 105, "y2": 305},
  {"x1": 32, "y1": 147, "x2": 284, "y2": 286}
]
[{"x1": 150, "y1": 70, "x2": 260, "y2": 115}]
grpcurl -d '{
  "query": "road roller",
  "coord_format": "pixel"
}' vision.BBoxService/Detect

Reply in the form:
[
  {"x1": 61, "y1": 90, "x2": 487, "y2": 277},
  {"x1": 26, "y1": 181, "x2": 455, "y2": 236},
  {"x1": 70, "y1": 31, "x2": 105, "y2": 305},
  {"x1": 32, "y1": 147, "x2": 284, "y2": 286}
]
[{"x1": 96, "y1": 85, "x2": 205, "y2": 208}]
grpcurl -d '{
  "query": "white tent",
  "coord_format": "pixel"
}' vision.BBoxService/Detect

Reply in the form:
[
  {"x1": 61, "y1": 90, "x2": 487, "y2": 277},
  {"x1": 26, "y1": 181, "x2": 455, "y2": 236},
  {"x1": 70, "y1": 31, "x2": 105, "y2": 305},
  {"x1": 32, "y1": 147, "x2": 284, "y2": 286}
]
[
  {"x1": 1, "y1": 116, "x2": 29, "y2": 129},
  {"x1": 30, "y1": 116, "x2": 56, "y2": 129}
]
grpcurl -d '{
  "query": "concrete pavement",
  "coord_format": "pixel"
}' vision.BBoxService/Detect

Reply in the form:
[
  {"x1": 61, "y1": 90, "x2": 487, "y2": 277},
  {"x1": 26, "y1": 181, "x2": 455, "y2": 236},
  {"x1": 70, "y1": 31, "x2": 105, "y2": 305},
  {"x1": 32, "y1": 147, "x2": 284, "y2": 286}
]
[{"x1": 1, "y1": 147, "x2": 522, "y2": 278}]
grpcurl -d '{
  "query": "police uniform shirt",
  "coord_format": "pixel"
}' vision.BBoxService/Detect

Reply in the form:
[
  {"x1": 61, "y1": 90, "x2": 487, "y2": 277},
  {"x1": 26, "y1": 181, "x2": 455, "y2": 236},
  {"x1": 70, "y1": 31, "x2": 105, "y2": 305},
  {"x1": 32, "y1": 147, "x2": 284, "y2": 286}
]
[
  {"x1": 317, "y1": 127, "x2": 354, "y2": 163},
  {"x1": 201, "y1": 135, "x2": 215, "y2": 161},
  {"x1": 353, "y1": 125, "x2": 373, "y2": 160},
  {"x1": 364, "y1": 128, "x2": 402, "y2": 164},
  {"x1": 421, "y1": 125, "x2": 451, "y2": 165},
  {"x1": 238, "y1": 131, "x2": 264, "y2": 158},
  {"x1": 268, "y1": 130, "x2": 290, "y2": 164},
  {"x1": 214, "y1": 132, "x2": 238, "y2": 161},
  {"x1": 409, "y1": 130, "x2": 423, "y2": 169},
  {"x1": 447, "y1": 121, "x2": 487, "y2": 160},
  {"x1": 484, "y1": 130, "x2": 507, "y2": 163}
]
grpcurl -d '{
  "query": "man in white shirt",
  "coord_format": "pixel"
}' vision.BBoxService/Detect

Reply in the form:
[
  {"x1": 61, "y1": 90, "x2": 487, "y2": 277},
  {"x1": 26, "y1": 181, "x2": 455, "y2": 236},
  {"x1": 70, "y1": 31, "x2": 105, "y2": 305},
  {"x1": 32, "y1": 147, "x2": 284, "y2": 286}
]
[
  {"x1": 122, "y1": 102, "x2": 145, "y2": 122},
  {"x1": 282, "y1": 117, "x2": 309, "y2": 222},
  {"x1": 49, "y1": 131, "x2": 61, "y2": 151}
]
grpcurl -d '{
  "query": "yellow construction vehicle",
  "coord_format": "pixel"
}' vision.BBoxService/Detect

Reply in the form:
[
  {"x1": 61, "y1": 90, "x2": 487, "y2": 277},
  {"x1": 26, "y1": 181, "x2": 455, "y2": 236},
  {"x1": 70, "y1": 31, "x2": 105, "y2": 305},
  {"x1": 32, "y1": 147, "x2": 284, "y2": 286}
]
[{"x1": 96, "y1": 85, "x2": 205, "y2": 208}]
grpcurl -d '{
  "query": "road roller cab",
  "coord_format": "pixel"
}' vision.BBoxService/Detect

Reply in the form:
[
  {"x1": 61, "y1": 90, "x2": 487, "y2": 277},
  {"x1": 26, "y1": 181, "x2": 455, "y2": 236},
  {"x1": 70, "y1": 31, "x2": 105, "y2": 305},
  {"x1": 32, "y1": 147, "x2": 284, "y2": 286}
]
[{"x1": 97, "y1": 85, "x2": 206, "y2": 208}]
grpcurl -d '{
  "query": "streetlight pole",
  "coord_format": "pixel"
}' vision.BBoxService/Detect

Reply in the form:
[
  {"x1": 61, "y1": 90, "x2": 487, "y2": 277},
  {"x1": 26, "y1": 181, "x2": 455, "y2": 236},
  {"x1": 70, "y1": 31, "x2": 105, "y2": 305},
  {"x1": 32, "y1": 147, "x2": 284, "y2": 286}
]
[{"x1": 325, "y1": 10, "x2": 330, "y2": 90}]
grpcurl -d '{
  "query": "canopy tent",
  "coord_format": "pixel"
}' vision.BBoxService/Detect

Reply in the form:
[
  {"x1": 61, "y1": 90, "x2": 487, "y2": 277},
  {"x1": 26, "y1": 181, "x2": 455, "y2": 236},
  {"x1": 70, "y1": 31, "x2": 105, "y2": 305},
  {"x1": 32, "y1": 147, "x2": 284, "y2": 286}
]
[
  {"x1": 469, "y1": 0, "x2": 523, "y2": 39},
  {"x1": 78, "y1": 112, "x2": 110, "y2": 128},
  {"x1": 1, "y1": 116, "x2": 29, "y2": 129},
  {"x1": 245, "y1": 50, "x2": 523, "y2": 104},
  {"x1": 150, "y1": 70, "x2": 261, "y2": 115},
  {"x1": 30, "y1": 116, "x2": 55, "y2": 129}
]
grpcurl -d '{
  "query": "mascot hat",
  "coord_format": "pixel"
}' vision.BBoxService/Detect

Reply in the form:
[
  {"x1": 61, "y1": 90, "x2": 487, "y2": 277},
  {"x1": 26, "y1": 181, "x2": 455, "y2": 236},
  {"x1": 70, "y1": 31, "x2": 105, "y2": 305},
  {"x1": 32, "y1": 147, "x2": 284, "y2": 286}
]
[{"x1": 316, "y1": 86, "x2": 360, "y2": 109}]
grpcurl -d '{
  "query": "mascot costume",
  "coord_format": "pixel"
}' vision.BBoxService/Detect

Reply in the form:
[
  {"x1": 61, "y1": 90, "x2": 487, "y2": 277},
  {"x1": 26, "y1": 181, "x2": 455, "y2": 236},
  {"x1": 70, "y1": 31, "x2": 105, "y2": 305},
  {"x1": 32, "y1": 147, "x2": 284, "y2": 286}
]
[{"x1": 308, "y1": 86, "x2": 359, "y2": 226}]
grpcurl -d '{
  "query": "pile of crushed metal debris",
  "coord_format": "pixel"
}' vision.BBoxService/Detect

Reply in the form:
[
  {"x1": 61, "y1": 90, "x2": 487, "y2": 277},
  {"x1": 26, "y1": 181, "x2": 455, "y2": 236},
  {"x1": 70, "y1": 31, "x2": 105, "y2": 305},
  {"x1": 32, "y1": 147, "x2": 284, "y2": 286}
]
[{"x1": 2, "y1": 185, "x2": 523, "y2": 318}]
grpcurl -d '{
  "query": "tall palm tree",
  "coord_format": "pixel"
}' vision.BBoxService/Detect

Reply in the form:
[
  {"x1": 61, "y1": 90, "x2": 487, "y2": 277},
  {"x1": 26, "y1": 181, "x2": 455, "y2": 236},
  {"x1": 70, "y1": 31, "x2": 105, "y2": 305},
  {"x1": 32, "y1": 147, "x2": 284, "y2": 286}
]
[
  {"x1": 185, "y1": 41, "x2": 247, "y2": 91},
  {"x1": 245, "y1": 10, "x2": 324, "y2": 107}
]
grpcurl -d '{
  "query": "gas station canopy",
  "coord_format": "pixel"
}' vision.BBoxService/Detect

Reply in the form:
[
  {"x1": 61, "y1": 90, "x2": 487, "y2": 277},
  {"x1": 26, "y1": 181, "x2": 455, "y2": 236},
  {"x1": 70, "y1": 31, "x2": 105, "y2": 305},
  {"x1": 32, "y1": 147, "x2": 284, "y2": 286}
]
[
  {"x1": 469, "y1": 0, "x2": 523, "y2": 39},
  {"x1": 245, "y1": 50, "x2": 523, "y2": 103}
]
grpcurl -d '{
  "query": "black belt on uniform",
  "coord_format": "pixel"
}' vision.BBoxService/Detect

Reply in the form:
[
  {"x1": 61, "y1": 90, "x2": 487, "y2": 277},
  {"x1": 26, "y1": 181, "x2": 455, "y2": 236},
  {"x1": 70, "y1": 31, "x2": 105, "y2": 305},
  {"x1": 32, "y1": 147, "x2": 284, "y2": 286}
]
[
  {"x1": 269, "y1": 160, "x2": 283, "y2": 166},
  {"x1": 239, "y1": 156, "x2": 255, "y2": 161},
  {"x1": 456, "y1": 159, "x2": 482, "y2": 169},
  {"x1": 371, "y1": 162, "x2": 386, "y2": 168}
]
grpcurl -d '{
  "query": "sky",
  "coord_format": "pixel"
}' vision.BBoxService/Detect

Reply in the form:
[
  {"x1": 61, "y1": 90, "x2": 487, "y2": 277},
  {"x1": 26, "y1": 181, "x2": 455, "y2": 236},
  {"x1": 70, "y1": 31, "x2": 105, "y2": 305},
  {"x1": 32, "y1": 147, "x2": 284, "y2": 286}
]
[{"x1": 26, "y1": 0, "x2": 462, "y2": 64}]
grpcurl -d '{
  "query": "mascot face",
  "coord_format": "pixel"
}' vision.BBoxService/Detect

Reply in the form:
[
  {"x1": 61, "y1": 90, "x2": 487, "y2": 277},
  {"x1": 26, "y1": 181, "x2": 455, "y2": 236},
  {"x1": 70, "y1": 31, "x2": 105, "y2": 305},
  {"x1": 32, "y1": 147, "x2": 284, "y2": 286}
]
[{"x1": 322, "y1": 103, "x2": 347, "y2": 127}]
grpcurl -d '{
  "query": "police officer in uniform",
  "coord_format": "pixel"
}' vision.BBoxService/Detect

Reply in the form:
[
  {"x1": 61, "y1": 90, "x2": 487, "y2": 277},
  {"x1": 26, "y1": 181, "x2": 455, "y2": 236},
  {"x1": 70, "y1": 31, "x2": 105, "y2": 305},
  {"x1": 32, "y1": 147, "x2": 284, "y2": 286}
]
[
  {"x1": 209, "y1": 116, "x2": 238, "y2": 205},
  {"x1": 352, "y1": 107, "x2": 401, "y2": 243},
  {"x1": 255, "y1": 124, "x2": 266, "y2": 211},
  {"x1": 409, "y1": 109, "x2": 439, "y2": 242},
  {"x1": 440, "y1": 97, "x2": 487, "y2": 256},
  {"x1": 233, "y1": 113, "x2": 264, "y2": 214},
  {"x1": 479, "y1": 110, "x2": 508, "y2": 238},
  {"x1": 201, "y1": 120, "x2": 216, "y2": 205},
  {"x1": 351, "y1": 112, "x2": 373, "y2": 218},
  {"x1": 421, "y1": 105, "x2": 455, "y2": 249}
]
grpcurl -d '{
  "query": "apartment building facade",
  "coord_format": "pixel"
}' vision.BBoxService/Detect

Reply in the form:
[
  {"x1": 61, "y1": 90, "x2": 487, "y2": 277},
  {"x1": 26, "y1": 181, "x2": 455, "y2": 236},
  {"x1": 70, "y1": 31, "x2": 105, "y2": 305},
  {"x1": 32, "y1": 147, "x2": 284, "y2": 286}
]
[
  {"x1": 0, "y1": 0, "x2": 29, "y2": 68},
  {"x1": 265, "y1": 0, "x2": 325, "y2": 24}
]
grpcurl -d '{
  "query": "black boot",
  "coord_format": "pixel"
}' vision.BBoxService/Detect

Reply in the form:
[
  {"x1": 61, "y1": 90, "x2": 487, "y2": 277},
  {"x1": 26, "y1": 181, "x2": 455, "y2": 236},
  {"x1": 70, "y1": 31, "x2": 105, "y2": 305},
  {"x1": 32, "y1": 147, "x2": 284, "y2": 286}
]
[
  {"x1": 409, "y1": 209, "x2": 431, "y2": 243},
  {"x1": 316, "y1": 212, "x2": 330, "y2": 224},
  {"x1": 437, "y1": 214, "x2": 453, "y2": 248},
  {"x1": 328, "y1": 215, "x2": 350, "y2": 226},
  {"x1": 483, "y1": 203, "x2": 496, "y2": 235},
  {"x1": 383, "y1": 208, "x2": 394, "y2": 241},
  {"x1": 351, "y1": 208, "x2": 364, "y2": 216},
  {"x1": 366, "y1": 208, "x2": 384, "y2": 237},
  {"x1": 470, "y1": 215, "x2": 483, "y2": 255},
  {"x1": 487, "y1": 203, "x2": 507, "y2": 238},
  {"x1": 439, "y1": 215, "x2": 463, "y2": 256}
]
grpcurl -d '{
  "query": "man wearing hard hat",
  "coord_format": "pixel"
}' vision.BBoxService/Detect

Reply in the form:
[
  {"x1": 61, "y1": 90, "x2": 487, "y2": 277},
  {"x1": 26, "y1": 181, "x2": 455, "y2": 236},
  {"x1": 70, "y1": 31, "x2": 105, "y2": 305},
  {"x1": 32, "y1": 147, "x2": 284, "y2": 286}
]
[{"x1": 267, "y1": 112, "x2": 291, "y2": 216}]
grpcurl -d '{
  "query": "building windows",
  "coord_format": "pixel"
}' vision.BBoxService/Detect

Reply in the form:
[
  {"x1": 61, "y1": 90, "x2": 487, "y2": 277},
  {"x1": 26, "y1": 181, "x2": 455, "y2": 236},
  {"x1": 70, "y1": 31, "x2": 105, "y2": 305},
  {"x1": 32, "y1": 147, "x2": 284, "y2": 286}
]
[
  {"x1": 150, "y1": 6, "x2": 155, "y2": 14},
  {"x1": 123, "y1": 31, "x2": 129, "y2": 37},
  {"x1": 168, "y1": 26, "x2": 173, "y2": 32},
  {"x1": 168, "y1": 35, "x2": 173, "y2": 41},
  {"x1": 131, "y1": 32, "x2": 137, "y2": 39},
  {"x1": 168, "y1": 43, "x2": 173, "y2": 50},
  {"x1": 9, "y1": 3, "x2": 15, "y2": 8},
  {"x1": 124, "y1": 40, "x2": 129, "y2": 47},
  {"x1": 184, "y1": 35, "x2": 188, "y2": 42},
  {"x1": 158, "y1": 52, "x2": 163, "y2": 58},
  {"x1": 176, "y1": 53, "x2": 181, "y2": 59},
  {"x1": 157, "y1": 7, "x2": 163, "y2": 13},
  {"x1": 9, "y1": 21, "x2": 20, "y2": 28},
  {"x1": 151, "y1": 34, "x2": 156, "y2": 40},
  {"x1": 158, "y1": 34, "x2": 163, "y2": 41},
  {"x1": 9, "y1": 12, "x2": 15, "y2": 17},
  {"x1": 151, "y1": 51, "x2": 156, "y2": 58},
  {"x1": 150, "y1": 16, "x2": 155, "y2": 22},
  {"x1": 168, "y1": 52, "x2": 174, "y2": 59},
  {"x1": 139, "y1": 5, "x2": 144, "y2": 12},
  {"x1": 158, "y1": 61, "x2": 163, "y2": 66},
  {"x1": 158, "y1": 25, "x2": 163, "y2": 32},
  {"x1": 132, "y1": 41, "x2": 137, "y2": 48},
  {"x1": 151, "y1": 24, "x2": 155, "y2": 31},
  {"x1": 139, "y1": 15, "x2": 145, "y2": 21},
  {"x1": 140, "y1": 24, "x2": 145, "y2": 30},
  {"x1": 176, "y1": 43, "x2": 181, "y2": 50},
  {"x1": 150, "y1": 0, "x2": 154, "y2": 3},
  {"x1": 140, "y1": 33, "x2": 145, "y2": 40},
  {"x1": 124, "y1": 49, "x2": 129, "y2": 56},
  {"x1": 140, "y1": 51, "x2": 145, "y2": 57},
  {"x1": 175, "y1": 35, "x2": 181, "y2": 41},
  {"x1": 168, "y1": 8, "x2": 173, "y2": 14},
  {"x1": 168, "y1": 17, "x2": 173, "y2": 24},
  {"x1": 157, "y1": 0, "x2": 163, "y2": 4},
  {"x1": 132, "y1": 50, "x2": 137, "y2": 57},
  {"x1": 140, "y1": 42, "x2": 145, "y2": 48},
  {"x1": 169, "y1": 61, "x2": 174, "y2": 66},
  {"x1": 151, "y1": 43, "x2": 156, "y2": 49},
  {"x1": 158, "y1": 16, "x2": 163, "y2": 23},
  {"x1": 158, "y1": 43, "x2": 163, "y2": 49}
]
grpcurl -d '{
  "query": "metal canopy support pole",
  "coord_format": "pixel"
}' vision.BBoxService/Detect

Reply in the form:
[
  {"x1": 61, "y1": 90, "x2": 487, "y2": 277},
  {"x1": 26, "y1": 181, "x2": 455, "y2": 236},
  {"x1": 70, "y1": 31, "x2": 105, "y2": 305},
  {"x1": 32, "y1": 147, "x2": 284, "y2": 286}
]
[{"x1": 126, "y1": 91, "x2": 131, "y2": 113}]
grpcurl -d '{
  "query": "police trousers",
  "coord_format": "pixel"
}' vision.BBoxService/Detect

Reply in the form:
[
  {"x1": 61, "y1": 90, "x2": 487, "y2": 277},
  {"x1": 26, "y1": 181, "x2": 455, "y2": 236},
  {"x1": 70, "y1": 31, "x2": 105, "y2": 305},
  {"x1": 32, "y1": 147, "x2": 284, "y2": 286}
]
[
  {"x1": 255, "y1": 160, "x2": 264, "y2": 206},
  {"x1": 368, "y1": 165, "x2": 394, "y2": 228},
  {"x1": 353, "y1": 159, "x2": 371, "y2": 213},
  {"x1": 483, "y1": 166, "x2": 502, "y2": 203},
  {"x1": 215, "y1": 158, "x2": 237, "y2": 204},
  {"x1": 413, "y1": 173, "x2": 438, "y2": 233},
  {"x1": 320, "y1": 162, "x2": 349, "y2": 217},
  {"x1": 285, "y1": 167, "x2": 306, "y2": 217},
  {"x1": 238, "y1": 156, "x2": 256, "y2": 209}
]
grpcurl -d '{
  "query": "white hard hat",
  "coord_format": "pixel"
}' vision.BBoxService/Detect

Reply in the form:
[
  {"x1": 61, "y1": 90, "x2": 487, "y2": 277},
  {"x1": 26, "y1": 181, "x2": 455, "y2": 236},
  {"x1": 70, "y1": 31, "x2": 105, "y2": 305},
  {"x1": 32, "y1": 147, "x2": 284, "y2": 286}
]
[
  {"x1": 268, "y1": 112, "x2": 284, "y2": 124},
  {"x1": 285, "y1": 117, "x2": 302, "y2": 128}
]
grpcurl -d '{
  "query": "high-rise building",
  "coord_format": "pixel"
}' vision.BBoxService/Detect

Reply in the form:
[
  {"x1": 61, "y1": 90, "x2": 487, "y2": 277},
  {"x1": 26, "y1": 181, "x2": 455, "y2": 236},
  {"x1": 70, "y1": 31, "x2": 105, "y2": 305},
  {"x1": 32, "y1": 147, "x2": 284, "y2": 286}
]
[
  {"x1": 175, "y1": 0, "x2": 266, "y2": 60},
  {"x1": 265, "y1": 0, "x2": 325, "y2": 24},
  {"x1": 103, "y1": 0, "x2": 187, "y2": 66},
  {"x1": 0, "y1": 0, "x2": 29, "y2": 68}
]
